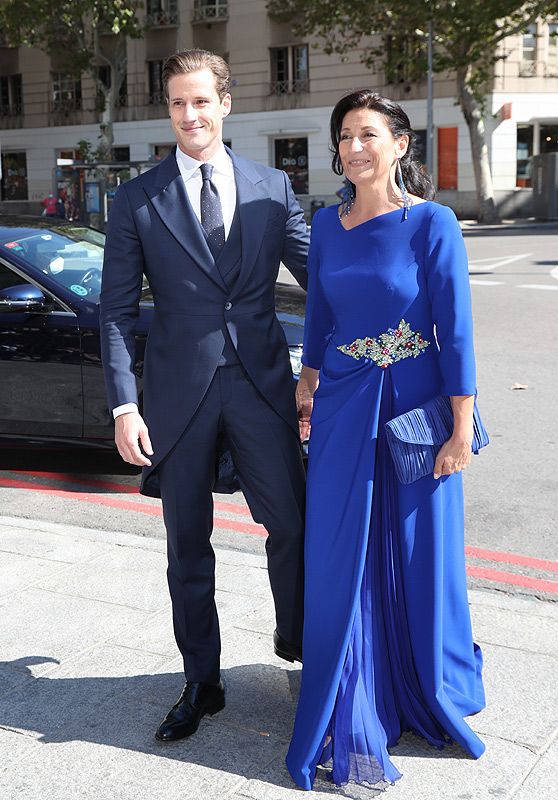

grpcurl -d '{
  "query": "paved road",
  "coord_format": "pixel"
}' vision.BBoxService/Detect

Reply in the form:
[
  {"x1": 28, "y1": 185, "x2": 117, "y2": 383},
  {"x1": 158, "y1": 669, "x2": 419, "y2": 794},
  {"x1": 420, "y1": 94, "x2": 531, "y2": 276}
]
[{"x1": 1, "y1": 229, "x2": 557, "y2": 601}]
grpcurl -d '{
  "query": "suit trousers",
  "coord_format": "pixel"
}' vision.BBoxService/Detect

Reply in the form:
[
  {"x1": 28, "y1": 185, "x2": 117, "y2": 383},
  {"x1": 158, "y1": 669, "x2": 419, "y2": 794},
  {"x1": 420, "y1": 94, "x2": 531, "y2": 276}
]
[{"x1": 157, "y1": 365, "x2": 306, "y2": 684}]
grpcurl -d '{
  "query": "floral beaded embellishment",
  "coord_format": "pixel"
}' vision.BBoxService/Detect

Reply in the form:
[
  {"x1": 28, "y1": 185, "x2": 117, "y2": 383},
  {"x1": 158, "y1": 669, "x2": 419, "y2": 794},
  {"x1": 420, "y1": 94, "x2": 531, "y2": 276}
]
[{"x1": 337, "y1": 319, "x2": 430, "y2": 369}]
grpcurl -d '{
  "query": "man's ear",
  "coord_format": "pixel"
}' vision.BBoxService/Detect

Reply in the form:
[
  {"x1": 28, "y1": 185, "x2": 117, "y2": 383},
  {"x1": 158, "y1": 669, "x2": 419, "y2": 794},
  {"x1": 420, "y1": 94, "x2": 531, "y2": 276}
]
[{"x1": 222, "y1": 93, "x2": 232, "y2": 118}]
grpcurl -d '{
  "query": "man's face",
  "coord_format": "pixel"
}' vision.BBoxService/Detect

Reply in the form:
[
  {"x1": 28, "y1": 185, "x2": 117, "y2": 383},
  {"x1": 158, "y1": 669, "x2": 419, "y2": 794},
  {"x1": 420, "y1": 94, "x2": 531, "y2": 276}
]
[{"x1": 168, "y1": 68, "x2": 231, "y2": 161}]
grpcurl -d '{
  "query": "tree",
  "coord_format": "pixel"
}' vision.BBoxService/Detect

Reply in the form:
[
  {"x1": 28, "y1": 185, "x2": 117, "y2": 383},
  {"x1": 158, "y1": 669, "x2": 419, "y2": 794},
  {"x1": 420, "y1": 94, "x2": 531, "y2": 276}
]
[
  {"x1": 0, "y1": 0, "x2": 144, "y2": 159},
  {"x1": 267, "y1": 0, "x2": 557, "y2": 222}
]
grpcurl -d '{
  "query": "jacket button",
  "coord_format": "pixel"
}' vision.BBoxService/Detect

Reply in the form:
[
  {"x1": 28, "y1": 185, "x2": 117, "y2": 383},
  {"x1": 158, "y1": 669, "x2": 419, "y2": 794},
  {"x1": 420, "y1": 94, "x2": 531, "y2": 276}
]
[{"x1": 224, "y1": 301, "x2": 232, "y2": 310}]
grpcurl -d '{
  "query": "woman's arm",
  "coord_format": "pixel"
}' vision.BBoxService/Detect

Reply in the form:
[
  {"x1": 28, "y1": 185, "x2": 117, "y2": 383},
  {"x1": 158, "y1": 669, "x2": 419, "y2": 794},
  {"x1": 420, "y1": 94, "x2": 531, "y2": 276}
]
[{"x1": 432, "y1": 394, "x2": 474, "y2": 479}]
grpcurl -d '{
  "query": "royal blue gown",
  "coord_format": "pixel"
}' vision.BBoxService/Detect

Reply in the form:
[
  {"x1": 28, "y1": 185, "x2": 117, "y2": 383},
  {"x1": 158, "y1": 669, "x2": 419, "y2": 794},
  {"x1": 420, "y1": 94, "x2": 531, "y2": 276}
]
[{"x1": 286, "y1": 201, "x2": 486, "y2": 790}]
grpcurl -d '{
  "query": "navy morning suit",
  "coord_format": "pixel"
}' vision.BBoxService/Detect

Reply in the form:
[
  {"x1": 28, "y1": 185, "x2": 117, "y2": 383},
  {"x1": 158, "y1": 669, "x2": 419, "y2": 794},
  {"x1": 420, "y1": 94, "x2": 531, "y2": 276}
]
[{"x1": 100, "y1": 149, "x2": 309, "y2": 682}]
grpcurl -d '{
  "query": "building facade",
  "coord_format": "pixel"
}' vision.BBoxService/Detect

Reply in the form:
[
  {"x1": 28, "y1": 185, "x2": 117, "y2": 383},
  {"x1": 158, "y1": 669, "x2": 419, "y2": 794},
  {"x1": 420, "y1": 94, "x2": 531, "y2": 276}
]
[{"x1": 1, "y1": 1, "x2": 557, "y2": 218}]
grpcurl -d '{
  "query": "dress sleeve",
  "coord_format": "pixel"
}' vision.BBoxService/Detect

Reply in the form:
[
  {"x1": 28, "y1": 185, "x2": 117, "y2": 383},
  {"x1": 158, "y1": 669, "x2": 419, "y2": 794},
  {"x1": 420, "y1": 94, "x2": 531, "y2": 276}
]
[
  {"x1": 425, "y1": 205, "x2": 477, "y2": 396},
  {"x1": 302, "y1": 209, "x2": 335, "y2": 370}
]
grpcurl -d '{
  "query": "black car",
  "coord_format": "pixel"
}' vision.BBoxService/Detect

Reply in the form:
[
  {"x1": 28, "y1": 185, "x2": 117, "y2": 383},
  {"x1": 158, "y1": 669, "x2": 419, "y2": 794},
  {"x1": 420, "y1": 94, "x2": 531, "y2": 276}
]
[{"x1": 0, "y1": 216, "x2": 306, "y2": 449}]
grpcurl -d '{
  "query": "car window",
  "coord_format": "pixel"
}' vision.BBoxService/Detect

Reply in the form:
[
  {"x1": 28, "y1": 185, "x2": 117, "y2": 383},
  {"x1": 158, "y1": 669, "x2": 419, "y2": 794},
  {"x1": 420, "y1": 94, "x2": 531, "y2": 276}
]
[
  {"x1": 0, "y1": 261, "x2": 30, "y2": 292},
  {"x1": 1, "y1": 226, "x2": 105, "y2": 302}
]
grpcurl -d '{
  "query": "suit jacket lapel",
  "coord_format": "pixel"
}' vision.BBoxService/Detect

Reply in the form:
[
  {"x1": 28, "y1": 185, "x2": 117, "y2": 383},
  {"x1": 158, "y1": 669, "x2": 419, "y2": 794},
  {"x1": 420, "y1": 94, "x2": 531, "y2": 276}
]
[
  {"x1": 144, "y1": 153, "x2": 228, "y2": 292},
  {"x1": 230, "y1": 151, "x2": 271, "y2": 295}
]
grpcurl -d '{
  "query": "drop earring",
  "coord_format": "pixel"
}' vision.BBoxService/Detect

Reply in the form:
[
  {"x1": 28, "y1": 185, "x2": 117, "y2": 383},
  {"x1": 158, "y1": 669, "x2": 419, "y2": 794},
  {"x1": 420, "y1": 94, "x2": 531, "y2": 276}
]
[
  {"x1": 397, "y1": 159, "x2": 412, "y2": 220},
  {"x1": 340, "y1": 177, "x2": 355, "y2": 217}
]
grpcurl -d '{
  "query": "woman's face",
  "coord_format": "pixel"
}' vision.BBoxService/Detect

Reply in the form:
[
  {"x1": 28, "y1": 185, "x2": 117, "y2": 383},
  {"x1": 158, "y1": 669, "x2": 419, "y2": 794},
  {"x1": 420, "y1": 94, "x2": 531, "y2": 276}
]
[{"x1": 338, "y1": 108, "x2": 408, "y2": 187}]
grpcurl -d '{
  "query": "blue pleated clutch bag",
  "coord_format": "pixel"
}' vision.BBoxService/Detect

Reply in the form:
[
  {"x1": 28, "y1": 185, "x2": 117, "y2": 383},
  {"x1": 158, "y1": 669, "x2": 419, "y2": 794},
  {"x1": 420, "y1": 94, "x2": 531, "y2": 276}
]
[{"x1": 384, "y1": 395, "x2": 489, "y2": 484}]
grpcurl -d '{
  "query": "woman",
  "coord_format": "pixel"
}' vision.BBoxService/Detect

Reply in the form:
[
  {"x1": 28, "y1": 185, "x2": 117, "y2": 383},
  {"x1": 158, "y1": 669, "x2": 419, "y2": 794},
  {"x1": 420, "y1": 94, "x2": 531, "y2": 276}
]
[{"x1": 286, "y1": 90, "x2": 486, "y2": 790}]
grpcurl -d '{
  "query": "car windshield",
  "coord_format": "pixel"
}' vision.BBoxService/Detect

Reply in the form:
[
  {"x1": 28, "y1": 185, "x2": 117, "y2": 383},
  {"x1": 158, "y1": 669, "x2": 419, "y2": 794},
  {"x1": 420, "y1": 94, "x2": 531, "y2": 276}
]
[{"x1": 1, "y1": 225, "x2": 107, "y2": 302}]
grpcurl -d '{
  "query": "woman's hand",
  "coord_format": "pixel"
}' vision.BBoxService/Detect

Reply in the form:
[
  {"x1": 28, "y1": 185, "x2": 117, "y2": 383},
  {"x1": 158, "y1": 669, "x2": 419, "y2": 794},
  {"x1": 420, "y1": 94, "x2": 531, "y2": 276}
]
[
  {"x1": 296, "y1": 366, "x2": 319, "y2": 442},
  {"x1": 433, "y1": 435, "x2": 472, "y2": 479}
]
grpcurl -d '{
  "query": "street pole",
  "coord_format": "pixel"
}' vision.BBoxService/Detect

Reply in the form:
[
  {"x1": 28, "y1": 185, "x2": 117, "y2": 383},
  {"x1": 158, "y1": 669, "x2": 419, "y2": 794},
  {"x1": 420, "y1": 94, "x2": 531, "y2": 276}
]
[{"x1": 426, "y1": 18, "x2": 434, "y2": 176}]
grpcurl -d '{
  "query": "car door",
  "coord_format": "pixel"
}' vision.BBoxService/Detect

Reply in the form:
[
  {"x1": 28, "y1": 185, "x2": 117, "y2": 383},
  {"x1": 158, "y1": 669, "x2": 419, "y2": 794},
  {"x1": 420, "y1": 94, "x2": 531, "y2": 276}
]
[{"x1": 0, "y1": 260, "x2": 83, "y2": 438}]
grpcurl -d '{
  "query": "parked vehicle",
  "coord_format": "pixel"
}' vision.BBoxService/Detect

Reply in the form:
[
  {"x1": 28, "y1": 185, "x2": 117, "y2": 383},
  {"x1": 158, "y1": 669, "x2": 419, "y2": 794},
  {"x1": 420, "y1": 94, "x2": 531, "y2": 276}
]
[{"x1": 0, "y1": 216, "x2": 305, "y2": 450}]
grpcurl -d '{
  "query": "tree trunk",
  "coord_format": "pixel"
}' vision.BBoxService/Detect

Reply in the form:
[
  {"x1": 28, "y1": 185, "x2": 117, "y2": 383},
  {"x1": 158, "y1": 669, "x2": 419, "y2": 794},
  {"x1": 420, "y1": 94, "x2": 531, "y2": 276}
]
[{"x1": 456, "y1": 66, "x2": 499, "y2": 223}]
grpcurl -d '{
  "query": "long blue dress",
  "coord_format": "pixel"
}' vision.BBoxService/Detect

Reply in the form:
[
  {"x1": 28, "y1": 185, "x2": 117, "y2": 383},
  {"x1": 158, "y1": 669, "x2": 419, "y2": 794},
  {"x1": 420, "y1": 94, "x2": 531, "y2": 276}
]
[{"x1": 286, "y1": 201, "x2": 486, "y2": 790}]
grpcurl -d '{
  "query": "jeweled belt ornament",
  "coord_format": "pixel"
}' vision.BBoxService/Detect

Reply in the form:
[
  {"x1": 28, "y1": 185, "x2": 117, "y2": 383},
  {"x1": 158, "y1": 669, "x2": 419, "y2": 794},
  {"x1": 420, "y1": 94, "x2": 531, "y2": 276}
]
[{"x1": 337, "y1": 319, "x2": 430, "y2": 368}]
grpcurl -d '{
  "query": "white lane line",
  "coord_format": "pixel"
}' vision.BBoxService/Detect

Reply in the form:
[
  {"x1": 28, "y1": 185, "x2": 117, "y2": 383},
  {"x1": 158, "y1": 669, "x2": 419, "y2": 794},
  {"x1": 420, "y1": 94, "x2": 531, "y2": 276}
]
[
  {"x1": 517, "y1": 284, "x2": 558, "y2": 291},
  {"x1": 470, "y1": 279, "x2": 504, "y2": 286},
  {"x1": 468, "y1": 253, "x2": 532, "y2": 273},
  {"x1": 551, "y1": 266, "x2": 558, "y2": 283}
]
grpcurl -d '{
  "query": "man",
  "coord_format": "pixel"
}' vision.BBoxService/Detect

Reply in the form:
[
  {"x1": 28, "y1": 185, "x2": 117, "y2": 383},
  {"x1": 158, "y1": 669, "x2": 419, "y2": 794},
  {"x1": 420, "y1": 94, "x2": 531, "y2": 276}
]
[{"x1": 100, "y1": 49, "x2": 309, "y2": 742}]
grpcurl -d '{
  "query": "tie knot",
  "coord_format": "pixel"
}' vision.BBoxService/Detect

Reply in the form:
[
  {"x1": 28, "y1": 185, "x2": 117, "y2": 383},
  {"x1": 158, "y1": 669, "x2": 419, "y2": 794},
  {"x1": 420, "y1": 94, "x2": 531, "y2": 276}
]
[{"x1": 200, "y1": 162, "x2": 213, "y2": 182}]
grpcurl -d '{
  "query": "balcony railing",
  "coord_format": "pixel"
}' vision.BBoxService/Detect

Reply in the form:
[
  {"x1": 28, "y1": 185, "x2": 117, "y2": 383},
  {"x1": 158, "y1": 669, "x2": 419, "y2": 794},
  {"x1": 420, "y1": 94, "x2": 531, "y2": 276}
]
[
  {"x1": 147, "y1": 91, "x2": 166, "y2": 106},
  {"x1": 269, "y1": 78, "x2": 309, "y2": 96},
  {"x1": 146, "y1": 10, "x2": 180, "y2": 27},
  {"x1": 518, "y1": 59, "x2": 538, "y2": 77},
  {"x1": 0, "y1": 103, "x2": 23, "y2": 116},
  {"x1": 192, "y1": 1, "x2": 228, "y2": 24},
  {"x1": 51, "y1": 98, "x2": 82, "y2": 113}
]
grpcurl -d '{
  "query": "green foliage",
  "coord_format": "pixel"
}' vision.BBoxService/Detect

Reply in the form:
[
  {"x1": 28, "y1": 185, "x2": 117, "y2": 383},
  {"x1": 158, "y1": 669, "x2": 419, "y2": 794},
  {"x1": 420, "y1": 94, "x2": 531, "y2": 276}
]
[
  {"x1": 0, "y1": 0, "x2": 143, "y2": 73},
  {"x1": 267, "y1": 0, "x2": 558, "y2": 100}
]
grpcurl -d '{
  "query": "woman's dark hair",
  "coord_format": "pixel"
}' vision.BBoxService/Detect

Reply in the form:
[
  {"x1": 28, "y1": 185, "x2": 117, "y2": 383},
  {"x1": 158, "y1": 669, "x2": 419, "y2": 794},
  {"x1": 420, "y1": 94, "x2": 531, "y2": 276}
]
[{"x1": 330, "y1": 89, "x2": 435, "y2": 200}]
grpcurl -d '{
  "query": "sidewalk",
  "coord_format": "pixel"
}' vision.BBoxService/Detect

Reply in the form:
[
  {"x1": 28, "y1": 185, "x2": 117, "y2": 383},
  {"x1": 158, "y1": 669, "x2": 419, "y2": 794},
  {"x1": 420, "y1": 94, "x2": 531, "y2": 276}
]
[
  {"x1": 460, "y1": 217, "x2": 558, "y2": 234},
  {"x1": 0, "y1": 515, "x2": 557, "y2": 800}
]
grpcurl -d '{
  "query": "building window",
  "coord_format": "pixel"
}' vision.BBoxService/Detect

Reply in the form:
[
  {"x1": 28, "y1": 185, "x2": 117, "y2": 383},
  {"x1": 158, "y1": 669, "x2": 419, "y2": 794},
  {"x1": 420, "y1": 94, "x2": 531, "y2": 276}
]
[
  {"x1": 520, "y1": 24, "x2": 538, "y2": 75},
  {"x1": 0, "y1": 151, "x2": 28, "y2": 200},
  {"x1": 516, "y1": 124, "x2": 533, "y2": 187},
  {"x1": 275, "y1": 138, "x2": 308, "y2": 194},
  {"x1": 0, "y1": 74, "x2": 22, "y2": 116},
  {"x1": 192, "y1": 0, "x2": 228, "y2": 24},
  {"x1": 270, "y1": 45, "x2": 309, "y2": 95},
  {"x1": 148, "y1": 60, "x2": 165, "y2": 105},
  {"x1": 147, "y1": 0, "x2": 179, "y2": 27},
  {"x1": 540, "y1": 124, "x2": 558, "y2": 154},
  {"x1": 51, "y1": 72, "x2": 82, "y2": 112},
  {"x1": 385, "y1": 36, "x2": 425, "y2": 87},
  {"x1": 97, "y1": 66, "x2": 127, "y2": 108},
  {"x1": 547, "y1": 22, "x2": 558, "y2": 75}
]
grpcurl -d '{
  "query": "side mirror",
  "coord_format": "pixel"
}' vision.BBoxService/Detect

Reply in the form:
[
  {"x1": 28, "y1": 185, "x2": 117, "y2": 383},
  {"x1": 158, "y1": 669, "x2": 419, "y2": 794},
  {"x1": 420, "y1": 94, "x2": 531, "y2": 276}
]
[{"x1": 0, "y1": 283, "x2": 48, "y2": 313}]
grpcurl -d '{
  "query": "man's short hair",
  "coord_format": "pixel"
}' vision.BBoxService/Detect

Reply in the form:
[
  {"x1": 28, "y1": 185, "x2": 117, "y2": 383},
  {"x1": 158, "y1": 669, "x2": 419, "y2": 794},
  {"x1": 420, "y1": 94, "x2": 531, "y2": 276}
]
[{"x1": 163, "y1": 49, "x2": 231, "y2": 100}]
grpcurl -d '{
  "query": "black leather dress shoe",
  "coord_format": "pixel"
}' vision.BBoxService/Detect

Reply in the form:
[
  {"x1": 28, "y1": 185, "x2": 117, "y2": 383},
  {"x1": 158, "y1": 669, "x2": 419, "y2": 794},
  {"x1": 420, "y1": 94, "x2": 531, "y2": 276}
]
[
  {"x1": 155, "y1": 680, "x2": 225, "y2": 742},
  {"x1": 273, "y1": 629, "x2": 302, "y2": 663}
]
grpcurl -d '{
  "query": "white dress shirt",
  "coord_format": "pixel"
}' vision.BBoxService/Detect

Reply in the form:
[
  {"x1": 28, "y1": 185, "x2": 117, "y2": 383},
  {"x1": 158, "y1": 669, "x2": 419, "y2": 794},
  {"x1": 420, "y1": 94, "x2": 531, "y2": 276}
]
[{"x1": 113, "y1": 143, "x2": 237, "y2": 419}]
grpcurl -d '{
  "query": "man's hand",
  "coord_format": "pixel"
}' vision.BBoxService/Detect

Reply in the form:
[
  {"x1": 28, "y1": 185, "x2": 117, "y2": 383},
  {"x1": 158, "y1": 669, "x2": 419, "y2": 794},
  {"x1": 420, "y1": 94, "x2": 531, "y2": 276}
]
[
  {"x1": 115, "y1": 411, "x2": 153, "y2": 466},
  {"x1": 296, "y1": 366, "x2": 319, "y2": 442}
]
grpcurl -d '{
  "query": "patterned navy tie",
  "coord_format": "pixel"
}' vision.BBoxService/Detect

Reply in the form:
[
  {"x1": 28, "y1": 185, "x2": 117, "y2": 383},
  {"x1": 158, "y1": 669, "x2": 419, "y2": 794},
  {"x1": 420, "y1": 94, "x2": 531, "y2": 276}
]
[{"x1": 200, "y1": 162, "x2": 225, "y2": 259}]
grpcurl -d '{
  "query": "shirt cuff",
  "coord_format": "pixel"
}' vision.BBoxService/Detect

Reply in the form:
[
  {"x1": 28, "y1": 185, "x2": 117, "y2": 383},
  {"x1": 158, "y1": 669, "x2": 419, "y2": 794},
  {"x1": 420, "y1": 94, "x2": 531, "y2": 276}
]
[{"x1": 113, "y1": 403, "x2": 139, "y2": 419}]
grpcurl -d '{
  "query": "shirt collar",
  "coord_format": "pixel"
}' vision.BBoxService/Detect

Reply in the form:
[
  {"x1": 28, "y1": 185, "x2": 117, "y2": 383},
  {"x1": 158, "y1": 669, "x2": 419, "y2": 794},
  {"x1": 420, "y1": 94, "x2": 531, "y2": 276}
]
[{"x1": 175, "y1": 143, "x2": 233, "y2": 181}]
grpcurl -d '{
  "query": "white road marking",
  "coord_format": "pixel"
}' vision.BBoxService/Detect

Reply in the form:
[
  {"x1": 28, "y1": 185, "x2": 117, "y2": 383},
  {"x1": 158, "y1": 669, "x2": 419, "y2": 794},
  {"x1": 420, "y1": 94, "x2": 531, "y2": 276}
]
[
  {"x1": 470, "y1": 279, "x2": 504, "y2": 286},
  {"x1": 516, "y1": 284, "x2": 558, "y2": 291},
  {"x1": 468, "y1": 253, "x2": 532, "y2": 273},
  {"x1": 551, "y1": 266, "x2": 558, "y2": 283}
]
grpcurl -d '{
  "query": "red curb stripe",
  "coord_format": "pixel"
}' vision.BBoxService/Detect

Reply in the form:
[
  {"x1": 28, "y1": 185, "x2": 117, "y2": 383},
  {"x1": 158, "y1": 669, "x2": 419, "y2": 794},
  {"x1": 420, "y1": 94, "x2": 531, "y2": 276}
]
[
  {"x1": 466, "y1": 565, "x2": 558, "y2": 595},
  {"x1": 0, "y1": 476, "x2": 266, "y2": 536},
  {"x1": 1, "y1": 476, "x2": 556, "y2": 586},
  {"x1": 12, "y1": 471, "x2": 254, "y2": 519},
  {"x1": 465, "y1": 545, "x2": 558, "y2": 574}
]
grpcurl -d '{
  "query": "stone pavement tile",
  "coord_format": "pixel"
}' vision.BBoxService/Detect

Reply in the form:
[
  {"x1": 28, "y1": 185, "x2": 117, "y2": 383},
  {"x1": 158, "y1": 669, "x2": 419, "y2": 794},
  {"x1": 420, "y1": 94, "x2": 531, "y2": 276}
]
[
  {"x1": 0, "y1": 525, "x2": 111, "y2": 565},
  {"x1": 111, "y1": 607, "x2": 176, "y2": 658},
  {"x1": 512, "y1": 736, "x2": 558, "y2": 800},
  {"x1": 0, "y1": 729, "x2": 277, "y2": 800},
  {"x1": 234, "y1": 598, "x2": 277, "y2": 637},
  {"x1": 471, "y1": 602, "x2": 558, "y2": 658},
  {"x1": 217, "y1": 547, "x2": 267, "y2": 570},
  {"x1": 218, "y1": 563, "x2": 273, "y2": 600},
  {"x1": 0, "y1": 728, "x2": 43, "y2": 782},
  {"x1": 0, "y1": 645, "x2": 165, "y2": 741},
  {"x1": 235, "y1": 732, "x2": 537, "y2": 800},
  {"x1": 0, "y1": 587, "x2": 148, "y2": 680},
  {"x1": 0, "y1": 551, "x2": 71, "y2": 599},
  {"x1": 218, "y1": 626, "x2": 300, "y2": 742},
  {"x1": 469, "y1": 589, "x2": 558, "y2": 622},
  {"x1": 36, "y1": 547, "x2": 169, "y2": 612},
  {"x1": 216, "y1": 590, "x2": 270, "y2": 632},
  {"x1": 470, "y1": 642, "x2": 558, "y2": 752}
]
